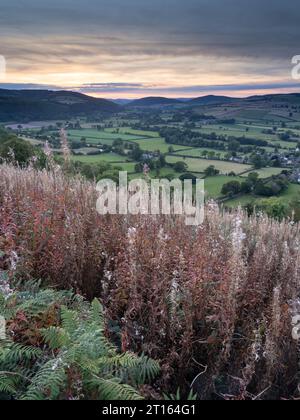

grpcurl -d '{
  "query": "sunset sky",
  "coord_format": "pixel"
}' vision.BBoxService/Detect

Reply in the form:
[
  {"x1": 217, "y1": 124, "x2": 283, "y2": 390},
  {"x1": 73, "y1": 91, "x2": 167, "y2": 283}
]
[{"x1": 0, "y1": 0, "x2": 299, "y2": 99}]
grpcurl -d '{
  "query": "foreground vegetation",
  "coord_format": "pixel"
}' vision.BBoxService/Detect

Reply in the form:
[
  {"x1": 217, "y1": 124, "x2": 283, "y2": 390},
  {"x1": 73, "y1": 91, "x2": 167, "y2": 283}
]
[
  {"x1": 1, "y1": 163, "x2": 300, "y2": 400},
  {"x1": 0, "y1": 286, "x2": 159, "y2": 400}
]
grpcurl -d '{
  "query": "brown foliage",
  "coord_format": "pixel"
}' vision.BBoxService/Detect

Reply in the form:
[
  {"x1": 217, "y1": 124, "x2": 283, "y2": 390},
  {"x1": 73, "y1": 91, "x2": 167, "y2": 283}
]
[{"x1": 1, "y1": 164, "x2": 300, "y2": 399}]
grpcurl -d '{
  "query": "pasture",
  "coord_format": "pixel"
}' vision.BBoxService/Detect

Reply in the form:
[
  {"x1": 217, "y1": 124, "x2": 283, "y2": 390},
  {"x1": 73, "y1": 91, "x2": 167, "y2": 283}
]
[
  {"x1": 204, "y1": 175, "x2": 245, "y2": 199},
  {"x1": 173, "y1": 147, "x2": 227, "y2": 159},
  {"x1": 241, "y1": 167, "x2": 285, "y2": 179},
  {"x1": 71, "y1": 152, "x2": 131, "y2": 164},
  {"x1": 224, "y1": 183, "x2": 300, "y2": 208},
  {"x1": 165, "y1": 155, "x2": 252, "y2": 174}
]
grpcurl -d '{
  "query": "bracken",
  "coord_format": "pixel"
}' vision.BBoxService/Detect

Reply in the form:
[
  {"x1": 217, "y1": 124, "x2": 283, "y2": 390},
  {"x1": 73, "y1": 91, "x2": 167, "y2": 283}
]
[{"x1": 0, "y1": 163, "x2": 300, "y2": 399}]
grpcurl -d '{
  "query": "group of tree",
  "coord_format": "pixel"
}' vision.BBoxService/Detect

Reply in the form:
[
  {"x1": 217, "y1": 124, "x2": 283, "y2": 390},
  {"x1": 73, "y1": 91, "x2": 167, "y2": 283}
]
[
  {"x1": 134, "y1": 154, "x2": 167, "y2": 174},
  {"x1": 0, "y1": 128, "x2": 46, "y2": 167},
  {"x1": 221, "y1": 172, "x2": 288, "y2": 198}
]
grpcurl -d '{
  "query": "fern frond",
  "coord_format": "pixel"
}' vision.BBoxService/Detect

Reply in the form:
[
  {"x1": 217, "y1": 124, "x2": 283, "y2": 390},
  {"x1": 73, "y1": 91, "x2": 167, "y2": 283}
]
[
  {"x1": 41, "y1": 326, "x2": 69, "y2": 349},
  {"x1": 21, "y1": 359, "x2": 67, "y2": 400},
  {"x1": 89, "y1": 377, "x2": 144, "y2": 400},
  {"x1": 60, "y1": 307, "x2": 79, "y2": 335}
]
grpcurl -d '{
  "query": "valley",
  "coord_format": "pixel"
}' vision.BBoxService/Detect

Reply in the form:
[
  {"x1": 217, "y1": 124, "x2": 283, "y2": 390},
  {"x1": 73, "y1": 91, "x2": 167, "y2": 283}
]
[{"x1": 4, "y1": 91, "x2": 300, "y2": 219}]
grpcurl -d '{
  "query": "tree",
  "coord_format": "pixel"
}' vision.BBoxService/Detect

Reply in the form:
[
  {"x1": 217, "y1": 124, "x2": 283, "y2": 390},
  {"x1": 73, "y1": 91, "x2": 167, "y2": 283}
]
[
  {"x1": 254, "y1": 178, "x2": 288, "y2": 197},
  {"x1": 204, "y1": 165, "x2": 220, "y2": 177},
  {"x1": 251, "y1": 154, "x2": 266, "y2": 169},
  {"x1": 247, "y1": 172, "x2": 259, "y2": 185},
  {"x1": 179, "y1": 173, "x2": 198, "y2": 185},
  {"x1": 0, "y1": 137, "x2": 34, "y2": 165},
  {"x1": 131, "y1": 145, "x2": 143, "y2": 161},
  {"x1": 240, "y1": 181, "x2": 252, "y2": 194},
  {"x1": 158, "y1": 154, "x2": 166, "y2": 168},
  {"x1": 221, "y1": 181, "x2": 241, "y2": 196},
  {"x1": 134, "y1": 163, "x2": 143, "y2": 173},
  {"x1": 173, "y1": 161, "x2": 188, "y2": 173},
  {"x1": 81, "y1": 137, "x2": 87, "y2": 146},
  {"x1": 259, "y1": 198, "x2": 288, "y2": 221},
  {"x1": 228, "y1": 140, "x2": 240, "y2": 152}
]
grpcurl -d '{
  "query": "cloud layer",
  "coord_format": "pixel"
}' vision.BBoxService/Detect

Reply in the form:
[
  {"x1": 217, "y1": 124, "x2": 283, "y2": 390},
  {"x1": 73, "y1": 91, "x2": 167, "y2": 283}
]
[{"x1": 0, "y1": 0, "x2": 299, "y2": 97}]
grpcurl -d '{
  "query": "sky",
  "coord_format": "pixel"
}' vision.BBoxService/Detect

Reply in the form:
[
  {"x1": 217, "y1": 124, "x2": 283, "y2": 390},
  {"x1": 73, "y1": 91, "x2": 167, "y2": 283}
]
[{"x1": 0, "y1": 0, "x2": 299, "y2": 99}]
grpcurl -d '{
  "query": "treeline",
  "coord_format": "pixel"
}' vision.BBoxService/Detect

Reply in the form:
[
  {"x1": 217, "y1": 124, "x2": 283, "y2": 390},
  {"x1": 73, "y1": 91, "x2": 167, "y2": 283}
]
[
  {"x1": 221, "y1": 172, "x2": 289, "y2": 198},
  {"x1": 159, "y1": 127, "x2": 269, "y2": 149}
]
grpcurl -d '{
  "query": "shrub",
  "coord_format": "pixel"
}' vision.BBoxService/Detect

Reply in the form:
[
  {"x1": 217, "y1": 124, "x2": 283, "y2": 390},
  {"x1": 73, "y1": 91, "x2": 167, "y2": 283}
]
[
  {"x1": 221, "y1": 180, "x2": 241, "y2": 196},
  {"x1": 1, "y1": 163, "x2": 300, "y2": 399}
]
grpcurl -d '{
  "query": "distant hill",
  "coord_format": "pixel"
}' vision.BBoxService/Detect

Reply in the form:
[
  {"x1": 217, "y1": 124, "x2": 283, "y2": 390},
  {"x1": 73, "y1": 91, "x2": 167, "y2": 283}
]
[
  {"x1": 2, "y1": 89, "x2": 300, "y2": 122},
  {"x1": 112, "y1": 99, "x2": 133, "y2": 105},
  {"x1": 187, "y1": 95, "x2": 240, "y2": 105},
  {"x1": 246, "y1": 93, "x2": 300, "y2": 104},
  {"x1": 0, "y1": 89, "x2": 120, "y2": 122},
  {"x1": 127, "y1": 96, "x2": 182, "y2": 107}
]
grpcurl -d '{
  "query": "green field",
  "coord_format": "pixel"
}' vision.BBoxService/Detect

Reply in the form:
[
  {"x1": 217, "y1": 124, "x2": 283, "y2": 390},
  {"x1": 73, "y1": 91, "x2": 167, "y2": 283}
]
[
  {"x1": 20, "y1": 120, "x2": 300, "y2": 211},
  {"x1": 128, "y1": 137, "x2": 192, "y2": 153},
  {"x1": 173, "y1": 147, "x2": 227, "y2": 159},
  {"x1": 194, "y1": 123, "x2": 299, "y2": 148},
  {"x1": 204, "y1": 175, "x2": 244, "y2": 199},
  {"x1": 68, "y1": 129, "x2": 143, "y2": 141},
  {"x1": 129, "y1": 167, "x2": 186, "y2": 180},
  {"x1": 241, "y1": 167, "x2": 285, "y2": 179},
  {"x1": 194, "y1": 123, "x2": 274, "y2": 141},
  {"x1": 68, "y1": 135, "x2": 115, "y2": 146},
  {"x1": 67, "y1": 128, "x2": 192, "y2": 154},
  {"x1": 105, "y1": 127, "x2": 160, "y2": 138},
  {"x1": 67, "y1": 129, "x2": 145, "y2": 146},
  {"x1": 166, "y1": 155, "x2": 252, "y2": 174},
  {"x1": 225, "y1": 183, "x2": 300, "y2": 208},
  {"x1": 71, "y1": 152, "x2": 131, "y2": 164},
  {"x1": 111, "y1": 162, "x2": 137, "y2": 173},
  {"x1": 73, "y1": 147, "x2": 100, "y2": 155}
]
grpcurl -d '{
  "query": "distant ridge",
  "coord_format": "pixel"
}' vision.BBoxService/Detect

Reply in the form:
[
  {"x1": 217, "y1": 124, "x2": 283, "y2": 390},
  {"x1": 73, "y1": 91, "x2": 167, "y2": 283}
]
[
  {"x1": 1, "y1": 88, "x2": 300, "y2": 122},
  {"x1": 246, "y1": 93, "x2": 300, "y2": 103},
  {"x1": 112, "y1": 98, "x2": 133, "y2": 105},
  {"x1": 0, "y1": 89, "x2": 120, "y2": 122},
  {"x1": 186, "y1": 95, "x2": 240, "y2": 105},
  {"x1": 127, "y1": 96, "x2": 182, "y2": 107}
]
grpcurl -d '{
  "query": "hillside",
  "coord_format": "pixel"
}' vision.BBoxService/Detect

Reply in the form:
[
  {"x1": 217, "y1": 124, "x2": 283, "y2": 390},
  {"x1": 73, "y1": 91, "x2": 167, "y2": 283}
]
[
  {"x1": 0, "y1": 89, "x2": 121, "y2": 122},
  {"x1": 187, "y1": 95, "x2": 240, "y2": 105},
  {"x1": 127, "y1": 96, "x2": 182, "y2": 107}
]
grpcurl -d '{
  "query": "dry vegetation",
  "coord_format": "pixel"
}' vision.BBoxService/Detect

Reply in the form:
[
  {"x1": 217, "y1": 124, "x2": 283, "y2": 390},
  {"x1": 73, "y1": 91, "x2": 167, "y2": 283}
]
[{"x1": 1, "y1": 163, "x2": 300, "y2": 399}]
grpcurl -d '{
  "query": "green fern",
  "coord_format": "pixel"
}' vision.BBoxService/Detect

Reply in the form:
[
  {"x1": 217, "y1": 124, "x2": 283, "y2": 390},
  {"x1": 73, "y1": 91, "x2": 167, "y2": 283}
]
[{"x1": 0, "y1": 289, "x2": 160, "y2": 400}]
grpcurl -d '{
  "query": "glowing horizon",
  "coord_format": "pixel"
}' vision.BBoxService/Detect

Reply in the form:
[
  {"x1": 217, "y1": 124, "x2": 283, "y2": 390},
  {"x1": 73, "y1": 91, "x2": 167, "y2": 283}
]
[{"x1": 0, "y1": 1, "x2": 299, "y2": 99}]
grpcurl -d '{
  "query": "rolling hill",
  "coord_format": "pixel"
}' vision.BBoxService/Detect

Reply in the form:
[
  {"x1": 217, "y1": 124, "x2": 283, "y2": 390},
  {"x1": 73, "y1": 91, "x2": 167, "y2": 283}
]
[
  {"x1": 187, "y1": 95, "x2": 240, "y2": 105},
  {"x1": 127, "y1": 96, "x2": 182, "y2": 107},
  {"x1": 0, "y1": 89, "x2": 121, "y2": 122}
]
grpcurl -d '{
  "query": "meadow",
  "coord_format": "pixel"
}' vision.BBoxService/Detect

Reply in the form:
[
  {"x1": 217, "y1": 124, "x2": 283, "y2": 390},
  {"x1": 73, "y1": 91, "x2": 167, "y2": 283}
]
[
  {"x1": 67, "y1": 127, "x2": 191, "y2": 154},
  {"x1": 204, "y1": 175, "x2": 244, "y2": 199},
  {"x1": 194, "y1": 123, "x2": 299, "y2": 148},
  {"x1": 105, "y1": 127, "x2": 160, "y2": 137},
  {"x1": 173, "y1": 147, "x2": 227, "y2": 159},
  {"x1": 241, "y1": 167, "x2": 285, "y2": 179},
  {"x1": 16, "y1": 116, "x2": 300, "y2": 210},
  {"x1": 68, "y1": 128, "x2": 144, "y2": 141},
  {"x1": 71, "y1": 152, "x2": 131, "y2": 163},
  {"x1": 166, "y1": 155, "x2": 252, "y2": 174},
  {"x1": 225, "y1": 183, "x2": 300, "y2": 208}
]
